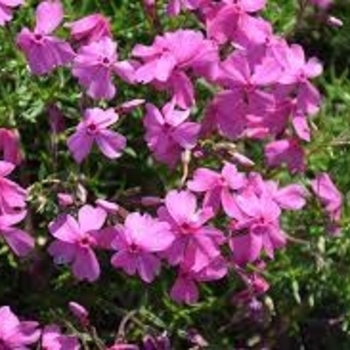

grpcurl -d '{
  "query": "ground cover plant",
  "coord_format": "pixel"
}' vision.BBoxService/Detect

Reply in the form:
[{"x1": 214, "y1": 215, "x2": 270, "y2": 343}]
[{"x1": 0, "y1": 0, "x2": 349, "y2": 348}]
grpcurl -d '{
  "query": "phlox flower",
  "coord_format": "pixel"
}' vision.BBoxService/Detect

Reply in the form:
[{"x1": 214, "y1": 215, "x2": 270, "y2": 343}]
[
  {"x1": 265, "y1": 138, "x2": 306, "y2": 173},
  {"x1": 0, "y1": 305, "x2": 41, "y2": 349},
  {"x1": 41, "y1": 325, "x2": 80, "y2": 350},
  {"x1": 144, "y1": 101, "x2": 200, "y2": 167},
  {"x1": 279, "y1": 44, "x2": 322, "y2": 115},
  {"x1": 67, "y1": 13, "x2": 112, "y2": 44},
  {"x1": 111, "y1": 212, "x2": 174, "y2": 283},
  {"x1": 170, "y1": 256, "x2": 227, "y2": 304},
  {"x1": 158, "y1": 190, "x2": 225, "y2": 272},
  {"x1": 72, "y1": 36, "x2": 134, "y2": 100},
  {"x1": 228, "y1": 189, "x2": 286, "y2": 265},
  {"x1": 67, "y1": 108, "x2": 126, "y2": 164},
  {"x1": 0, "y1": 0, "x2": 23, "y2": 26},
  {"x1": 0, "y1": 161, "x2": 27, "y2": 214},
  {"x1": 311, "y1": 173, "x2": 342, "y2": 222},
  {"x1": 205, "y1": 0, "x2": 268, "y2": 45},
  {"x1": 48, "y1": 205, "x2": 109, "y2": 282},
  {"x1": 16, "y1": 0, "x2": 75, "y2": 75},
  {"x1": 133, "y1": 29, "x2": 218, "y2": 108},
  {"x1": 205, "y1": 49, "x2": 281, "y2": 139},
  {"x1": 0, "y1": 210, "x2": 34, "y2": 256},
  {"x1": 247, "y1": 172, "x2": 307, "y2": 211},
  {"x1": 187, "y1": 162, "x2": 246, "y2": 214},
  {"x1": 205, "y1": 88, "x2": 273, "y2": 140}
]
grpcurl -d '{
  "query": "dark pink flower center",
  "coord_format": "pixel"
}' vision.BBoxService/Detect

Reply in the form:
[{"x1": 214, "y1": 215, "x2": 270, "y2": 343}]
[
  {"x1": 180, "y1": 222, "x2": 196, "y2": 235},
  {"x1": 100, "y1": 56, "x2": 111, "y2": 67},
  {"x1": 34, "y1": 33, "x2": 44, "y2": 43},
  {"x1": 86, "y1": 123, "x2": 98, "y2": 135},
  {"x1": 298, "y1": 71, "x2": 307, "y2": 81},
  {"x1": 129, "y1": 242, "x2": 139, "y2": 253},
  {"x1": 80, "y1": 236, "x2": 94, "y2": 247}
]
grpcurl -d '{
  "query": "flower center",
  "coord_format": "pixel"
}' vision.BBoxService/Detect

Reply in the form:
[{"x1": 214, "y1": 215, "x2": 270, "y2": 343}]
[
  {"x1": 129, "y1": 242, "x2": 139, "y2": 253},
  {"x1": 86, "y1": 123, "x2": 98, "y2": 135},
  {"x1": 180, "y1": 222, "x2": 195, "y2": 235},
  {"x1": 100, "y1": 56, "x2": 111, "y2": 67},
  {"x1": 80, "y1": 236, "x2": 92, "y2": 247},
  {"x1": 34, "y1": 33, "x2": 44, "y2": 43}
]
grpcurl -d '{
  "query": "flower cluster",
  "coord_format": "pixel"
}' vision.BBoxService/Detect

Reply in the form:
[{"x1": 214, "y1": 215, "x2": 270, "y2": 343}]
[{"x1": 0, "y1": 0, "x2": 344, "y2": 339}]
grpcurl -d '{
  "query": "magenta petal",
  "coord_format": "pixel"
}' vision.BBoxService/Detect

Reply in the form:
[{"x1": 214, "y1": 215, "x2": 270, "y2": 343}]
[
  {"x1": 96, "y1": 130, "x2": 126, "y2": 159},
  {"x1": 72, "y1": 247, "x2": 100, "y2": 282},
  {"x1": 165, "y1": 190, "x2": 197, "y2": 224},
  {"x1": 8, "y1": 321, "x2": 41, "y2": 347},
  {"x1": 111, "y1": 250, "x2": 138, "y2": 275},
  {"x1": 231, "y1": 233, "x2": 262, "y2": 265},
  {"x1": 275, "y1": 184, "x2": 307, "y2": 210},
  {"x1": 49, "y1": 214, "x2": 82, "y2": 243},
  {"x1": 0, "y1": 160, "x2": 15, "y2": 176},
  {"x1": 171, "y1": 122, "x2": 200, "y2": 149},
  {"x1": 67, "y1": 130, "x2": 93, "y2": 163},
  {"x1": 35, "y1": 0, "x2": 64, "y2": 34},
  {"x1": 137, "y1": 253, "x2": 161, "y2": 283},
  {"x1": 78, "y1": 205, "x2": 107, "y2": 232},
  {"x1": 187, "y1": 168, "x2": 220, "y2": 192},
  {"x1": 1, "y1": 227, "x2": 34, "y2": 256},
  {"x1": 170, "y1": 71, "x2": 195, "y2": 109},
  {"x1": 48, "y1": 241, "x2": 76, "y2": 265},
  {"x1": 170, "y1": 276, "x2": 199, "y2": 304}
]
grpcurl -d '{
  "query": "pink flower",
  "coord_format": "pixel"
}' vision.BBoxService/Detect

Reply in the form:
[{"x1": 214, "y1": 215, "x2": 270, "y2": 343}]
[
  {"x1": 158, "y1": 190, "x2": 225, "y2": 272},
  {"x1": 67, "y1": 108, "x2": 126, "y2": 163},
  {"x1": 42, "y1": 325, "x2": 80, "y2": 350},
  {"x1": 0, "y1": 305, "x2": 41, "y2": 349},
  {"x1": 67, "y1": 13, "x2": 112, "y2": 44},
  {"x1": 265, "y1": 138, "x2": 306, "y2": 173},
  {"x1": 228, "y1": 189, "x2": 287, "y2": 265},
  {"x1": 133, "y1": 29, "x2": 218, "y2": 108},
  {"x1": 0, "y1": 128, "x2": 22, "y2": 165},
  {"x1": 0, "y1": 0, "x2": 23, "y2": 26},
  {"x1": 279, "y1": 44, "x2": 322, "y2": 115},
  {"x1": 206, "y1": 0, "x2": 268, "y2": 45},
  {"x1": 311, "y1": 173, "x2": 342, "y2": 222},
  {"x1": 48, "y1": 205, "x2": 108, "y2": 282},
  {"x1": 144, "y1": 101, "x2": 200, "y2": 167},
  {"x1": 0, "y1": 210, "x2": 34, "y2": 256},
  {"x1": 187, "y1": 162, "x2": 246, "y2": 214},
  {"x1": 247, "y1": 173, "x2": 307, "y2": 211},
  {"x1": 0, "y1": 161, "x2": 27, "y2": 214},
  {"x1": 72, "y1": 37, "x2": 134, "y2": 100},
  {"x1": 203, "y1": 88, "x2": 272, "y2": 140},
  {"x1": 170, "y1": 257, "x2": 227, "y2": 304},
  {"x1": 111, "y1": 212, "x2": 174, "y2": 283},
  {"x1": 16, "y1": 0, "x2": 75, "y2": 75}
]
